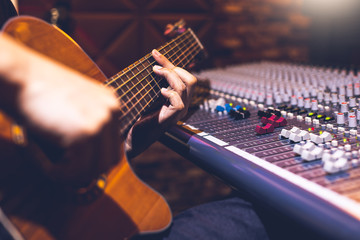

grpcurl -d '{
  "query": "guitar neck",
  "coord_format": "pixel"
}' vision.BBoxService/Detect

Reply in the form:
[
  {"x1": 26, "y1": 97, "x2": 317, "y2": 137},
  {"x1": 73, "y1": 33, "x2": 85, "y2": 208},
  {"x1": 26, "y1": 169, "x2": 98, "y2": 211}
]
[{"x1": 105, "y1": 29, "x2": 204, "y2": 136}]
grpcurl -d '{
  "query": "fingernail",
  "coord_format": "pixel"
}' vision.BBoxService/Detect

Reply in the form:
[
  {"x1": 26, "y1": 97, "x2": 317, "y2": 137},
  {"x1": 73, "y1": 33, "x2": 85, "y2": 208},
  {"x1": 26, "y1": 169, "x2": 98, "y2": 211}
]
[
  {"x1": 153, "y1": 65, "x2": 162, "y2": 70},
  {"x1": 152, "y1": 49, "x2": 161, "y2": 57},
  {"x1": 161, "y1": 87, "x2": 168, "y2": 91}
]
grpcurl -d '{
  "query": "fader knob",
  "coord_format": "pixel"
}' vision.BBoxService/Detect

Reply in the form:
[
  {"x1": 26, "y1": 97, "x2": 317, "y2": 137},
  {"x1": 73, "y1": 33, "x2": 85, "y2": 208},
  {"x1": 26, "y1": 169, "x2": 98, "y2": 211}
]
[
  {"x1": 275, "y1": 94, "x2": 282, "y2": 105},
  {"x1": 331, "y1": 93, "x2": 338, "y2": 105},
  {"x1": 354, "y1": 83, "x2": 360, "y2": 96},
  {"x1": 324, "y1": 92, "x2": 330, "y2": 103},
  {"x1": 347, "y1": 84, "x2": 353, "y2": 97},
  {"x1": 311, "y1": 100, "x2": 318, "y2": 111},
  {"x1": 283, "y1": 94, "x2": 290, "y2": 103},
  {"x1": 339, "y1": 95, "x2": 346, "y2": 103},
  {"x1": 337, "y1": 112, "x2": 345, "y2": 126},
  {"x1": 339, "y1": 86, "x2": 346, "y2": 96},
  {"x1": 266, "y1": 95, "x2": 273, "y2": 106},
  {"x1": 340, "y1": 102, "x2": 349, "y2": 113},
  {"x1": 298, "y1": 97, "x2": 304, "y2": 108},
  {"x1": 349, "y1": 97, "x2": 356, "y2": 108},
  {"x1": 304, "y1": 98, "x2": 311, "y2": 109},
  {"x1": 349, "y1": 115, "x2": 357, "y2": 128},
  {"x1": 317, "y1": 91, "x2": 324, "y2": 103},
  {"x1": 258, "y1": 93, "x2": 265, "y2": 103}
]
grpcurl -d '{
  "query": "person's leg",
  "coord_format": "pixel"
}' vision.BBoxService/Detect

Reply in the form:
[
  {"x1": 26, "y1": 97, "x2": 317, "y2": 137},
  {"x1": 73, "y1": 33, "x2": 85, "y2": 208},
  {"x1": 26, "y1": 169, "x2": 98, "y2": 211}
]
[{"x1": 133, "y1": 197, "x2": 269, "y2": 240}]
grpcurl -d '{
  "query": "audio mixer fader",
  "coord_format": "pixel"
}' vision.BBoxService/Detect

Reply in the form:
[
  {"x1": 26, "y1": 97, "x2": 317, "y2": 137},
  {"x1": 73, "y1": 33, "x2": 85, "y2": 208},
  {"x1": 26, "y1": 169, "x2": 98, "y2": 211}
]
[{"x1": 161, "y1": 62, "x2": 360, "y2": 239}]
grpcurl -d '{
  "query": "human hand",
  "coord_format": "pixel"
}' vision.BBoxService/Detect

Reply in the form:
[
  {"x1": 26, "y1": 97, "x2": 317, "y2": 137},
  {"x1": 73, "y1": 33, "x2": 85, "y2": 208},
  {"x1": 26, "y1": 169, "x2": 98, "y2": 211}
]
[
  {"x1": 0, "y1": 34, "x2": 122, "y2": 186},
  {"x1": 125, "y1": 49, "x2": 197, "y2": 158}
]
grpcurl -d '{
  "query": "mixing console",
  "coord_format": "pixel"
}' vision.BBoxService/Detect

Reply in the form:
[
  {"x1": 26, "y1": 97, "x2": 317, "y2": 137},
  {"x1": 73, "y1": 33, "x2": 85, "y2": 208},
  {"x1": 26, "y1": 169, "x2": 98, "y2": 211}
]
[{"x1": 161, "y1": 62, "x2": 360, "y2": 239}]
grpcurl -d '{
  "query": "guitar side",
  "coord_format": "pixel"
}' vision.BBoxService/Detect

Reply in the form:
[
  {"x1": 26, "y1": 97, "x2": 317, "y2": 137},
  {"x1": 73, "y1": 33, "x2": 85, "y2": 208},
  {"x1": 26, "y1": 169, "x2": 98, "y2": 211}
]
[{"x1": 1, "y1": 16, "x2": 172, "y2": 239}]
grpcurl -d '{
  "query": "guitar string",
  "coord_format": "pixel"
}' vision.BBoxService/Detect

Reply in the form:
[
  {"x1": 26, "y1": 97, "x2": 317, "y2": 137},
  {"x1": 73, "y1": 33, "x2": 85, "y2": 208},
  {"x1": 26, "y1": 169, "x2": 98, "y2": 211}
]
[
  {"x1": 111, "y1": 31, "x2": 193, "y2": 96},
  {"x1": 114, "y1": 35, "x2": 197, "y2": 114},
  {"x1": 118, "y1": 43, "x2": 201, "y2": 132},
  {"x1": 118, "y1": 42, "x2": 201, "y2": 124},
  {"x1": 118, "y1": 42, "x2": 201, "y2": 125},
  {"x1": 109, "y1": 33, "x2": 195, "y2": 116},
  {"x1": 118, "y1": 40, "x2": 199, "y2": 115},
  {"x1": 104, "y1": 30, "x2": 192, "y2": 88},
  {"x1": 116, "y1": 36, "x2": 197, "y2": 104}
]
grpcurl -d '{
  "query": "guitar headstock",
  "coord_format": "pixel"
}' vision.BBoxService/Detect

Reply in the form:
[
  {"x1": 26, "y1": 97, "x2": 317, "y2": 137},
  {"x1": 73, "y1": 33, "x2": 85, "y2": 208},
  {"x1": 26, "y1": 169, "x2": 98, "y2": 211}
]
[
  {"x1": 164, "y1": 19, "x2": 186, "y2": 39},
  {"x1": 164, "y1": 19, "x2": 207, "y2": 69}
]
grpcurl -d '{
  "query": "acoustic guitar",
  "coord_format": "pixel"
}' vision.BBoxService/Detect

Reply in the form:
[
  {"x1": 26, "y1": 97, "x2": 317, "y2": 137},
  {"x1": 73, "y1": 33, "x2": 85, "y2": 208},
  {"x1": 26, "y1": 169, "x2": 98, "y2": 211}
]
[{"x1": 0, "y1": 16, "x2": 204, "y2": 239}]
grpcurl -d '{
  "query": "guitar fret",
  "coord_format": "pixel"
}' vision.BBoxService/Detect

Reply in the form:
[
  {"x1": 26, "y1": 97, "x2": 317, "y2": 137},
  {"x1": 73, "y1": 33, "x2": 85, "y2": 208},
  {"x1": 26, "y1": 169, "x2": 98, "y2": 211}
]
[{"x1": 105, "y1": 28, "x2": 203, "y2": 137}]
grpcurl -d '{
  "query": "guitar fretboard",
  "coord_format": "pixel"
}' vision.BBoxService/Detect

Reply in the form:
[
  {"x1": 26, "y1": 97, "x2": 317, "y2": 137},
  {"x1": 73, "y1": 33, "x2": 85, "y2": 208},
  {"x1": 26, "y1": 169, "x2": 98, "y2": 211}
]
[{"x1": 104, "y1": 29, "x2": 204, "y2": 136}]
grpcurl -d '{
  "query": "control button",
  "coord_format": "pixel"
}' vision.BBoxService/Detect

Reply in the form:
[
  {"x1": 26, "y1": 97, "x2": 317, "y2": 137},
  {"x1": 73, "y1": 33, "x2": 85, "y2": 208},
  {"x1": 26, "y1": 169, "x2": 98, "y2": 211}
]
[
  {"x1": 255, "y1": 123, "x2": 274, "y2": 135},
  {"x1": 289, "y1": 130, "x2": 310, "y2": 142},
  {"x1": 320, "y1": 131, "x2": 333, "y2": 142},
  {"x1": 215, "y1": 106, "x2": 225, "y2": 113},
  {"x1": 280, "y1": 129, "x2": 290, "y2": 138},
  {"x1": 335, "y1": 157, "x2": 349, "y2": 171},
  {"x1": 310, "y1": 133, "x2": 321, "y2": 144},
  {"x1": 350, "y1": 129, "x2": 357, "y2": 136},
  {"x1": 337, "y1": 112, "x2": 345, "y2": 125},
  {"x1": 311, "y1": 146, "x2": 324, "y2": 159},
  {"x1": 324, "y1": 116, "x2": 334, "y2": 121},
  {"x1": 349, "y1": 97, "x2": 356, "y2": 108},
  {"x1": 311, "y1": 100, "x2": 318, "y2": 111},
  {"x1": 304, "y1": 98, "x2": 311, "y2": 109},
  {"x1": 345, "y1": 144, "x2": 352, "y2": 152},
  {"x1": 302, "y1": 146, "x2": 323, "y2": 161},
  {"x1": 281, "y1": 126, "x2": 300, "y2": 138},
  {"x1": 316, "y1": 114, "x2": 325, "y2": 120},
  {"x1": 349, "y1": 115, "x2": 357, "y2": 128},
  {"x1": 331, "y1": 93, "x2": 338, "y2": 105},
  {"x1": 347, "y1": 84, "x2": 354, "y2": 97},
  {"x1": 266, "y1": 94, "x2": 273, "y2": 106},
  {"x1": 340, "y1": 102, "x2": 349, "y2": 113},
  {"x1": 298, "y1": 97, "x2": 304, "y2": 108},
  {"x1": 293, "y1": 141, "x2": 315, "y2": 155},
  {"x1": 323, "y1": 158, "x2": 349, "y2": 174}
]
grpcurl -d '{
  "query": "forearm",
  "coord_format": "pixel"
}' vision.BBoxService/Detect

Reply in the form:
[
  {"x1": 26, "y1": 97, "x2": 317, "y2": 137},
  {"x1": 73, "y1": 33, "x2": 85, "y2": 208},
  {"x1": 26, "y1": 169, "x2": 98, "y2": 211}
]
[{"x1": 0, "y1": 34, "x2": 28, "y2": 118}]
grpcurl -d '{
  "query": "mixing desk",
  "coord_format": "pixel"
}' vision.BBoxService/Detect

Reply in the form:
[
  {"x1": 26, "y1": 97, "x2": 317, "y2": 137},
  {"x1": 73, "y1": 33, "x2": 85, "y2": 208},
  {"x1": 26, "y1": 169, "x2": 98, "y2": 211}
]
[{"x1": 161, "y1": 62, "x2": 360, "y2": 239}]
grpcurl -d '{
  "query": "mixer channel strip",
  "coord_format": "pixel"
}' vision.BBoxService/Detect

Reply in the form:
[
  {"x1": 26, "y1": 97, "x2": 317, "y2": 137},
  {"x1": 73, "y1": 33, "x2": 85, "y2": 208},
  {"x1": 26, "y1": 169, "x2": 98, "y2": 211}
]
[{"x1": 162, "y1": 62, "x2": 360, "y2": 239}]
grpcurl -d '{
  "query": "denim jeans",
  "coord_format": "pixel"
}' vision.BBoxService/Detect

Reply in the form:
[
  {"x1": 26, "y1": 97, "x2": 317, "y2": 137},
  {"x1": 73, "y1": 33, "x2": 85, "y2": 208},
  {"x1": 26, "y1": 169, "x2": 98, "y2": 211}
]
[{"x1": 134, "y1": 197, "x2": 269, "y2": 240}]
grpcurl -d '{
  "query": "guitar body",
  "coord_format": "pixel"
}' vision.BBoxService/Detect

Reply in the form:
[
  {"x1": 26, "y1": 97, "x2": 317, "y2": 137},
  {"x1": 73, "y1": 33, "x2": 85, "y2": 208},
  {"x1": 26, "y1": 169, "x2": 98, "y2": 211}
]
[{"x1": 0, "y1": 16, "x2": 171, "y2": 239}]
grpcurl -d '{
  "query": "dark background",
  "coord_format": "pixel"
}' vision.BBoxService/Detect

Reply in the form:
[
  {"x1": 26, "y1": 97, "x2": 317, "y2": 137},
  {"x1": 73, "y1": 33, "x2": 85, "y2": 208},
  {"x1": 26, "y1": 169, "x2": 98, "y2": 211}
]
[{"x1": 12, "y1": 0, "x2": 360, "y2": 221}]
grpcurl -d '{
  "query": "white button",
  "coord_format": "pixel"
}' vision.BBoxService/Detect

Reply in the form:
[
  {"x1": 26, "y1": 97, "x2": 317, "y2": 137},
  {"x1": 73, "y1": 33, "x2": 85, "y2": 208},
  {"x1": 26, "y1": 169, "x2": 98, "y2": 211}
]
[
  {"x1": 350, "y1": 129, "x2": 357, "y2": 136},
  {"x1": 290, "y1": 127, "x2": 301, "y2": 134},
  {"x1": 345, "y1": 144, "x2": 352, "y2": 152},
  {"x1": 310, "y1": 133, "x2": 322, "y2": 144},
  {"x1": 311, "y1": 147, "x2": 324, "y2": 159},
  {"x1": 322, "y1": 152, "x2": 332, "y2": 163},
  {"x1": 323, "y1": 161, "x2": 337, "y2": 173},
  {"x1": 302, "y1": 150, "x2": 316, "y2": 161},
  {"x1": 320, "y1": 131, "x2": 333, "y2": 142},
  {"x1": 334, "y1": 157, "x2": 349, "y2": 172},
  {"x1": 338, "y1": 127, "x2": 345, "y2": 132},
  {"x1": 289, "y1": 132, "x2": 302, "y2": 142},
  {"x1": 332, "y1": 150, "x2": 345, "y2": 160},
  {"x1": 298, "y1": 130, "x2": 310, "y2": 141},
  {"x1": 303, "y1": 141, "x2": 316, "y2": 151},
  {"x1": 293, "y1": 144, "x2": 303, "y2": 155},
  {"x1": 280, "y1": 129, "x2": 290, "y2": 138}
]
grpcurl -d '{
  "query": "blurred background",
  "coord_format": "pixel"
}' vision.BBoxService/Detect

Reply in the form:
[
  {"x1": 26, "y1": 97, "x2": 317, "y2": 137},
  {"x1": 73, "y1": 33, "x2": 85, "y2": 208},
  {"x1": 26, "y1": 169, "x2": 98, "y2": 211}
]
[{"x1": 11, "y1": 0, "x2": 360, "y2": 215}]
